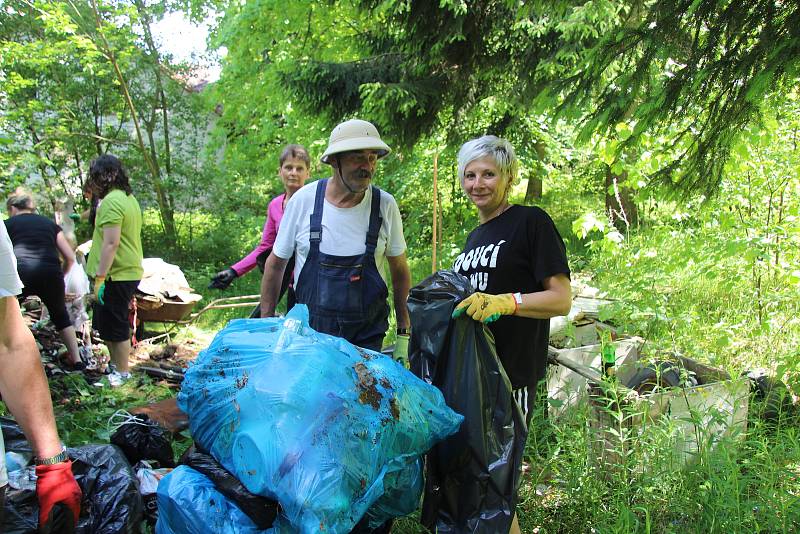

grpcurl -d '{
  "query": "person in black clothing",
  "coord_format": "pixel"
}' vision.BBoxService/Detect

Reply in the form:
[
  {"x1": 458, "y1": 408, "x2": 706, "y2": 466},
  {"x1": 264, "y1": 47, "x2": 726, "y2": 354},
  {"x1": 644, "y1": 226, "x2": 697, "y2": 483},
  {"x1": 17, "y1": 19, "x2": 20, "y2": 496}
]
[
  {"x1": 453, "y1": 135, "x2": 572, "y2": 414},
  {"x1": 451, "y1": 135, "x2": 572, "y2": 532},
  {"x1": 4, "y1": 193, "x2": 83, "y2": 369}
]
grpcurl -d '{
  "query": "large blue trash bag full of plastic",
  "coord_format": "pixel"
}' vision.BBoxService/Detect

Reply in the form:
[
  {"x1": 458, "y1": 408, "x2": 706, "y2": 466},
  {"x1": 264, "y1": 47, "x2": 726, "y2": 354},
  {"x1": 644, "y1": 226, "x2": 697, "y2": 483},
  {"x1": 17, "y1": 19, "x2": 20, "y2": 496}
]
[
  {"x1": 155, "y1": 465, "x2": 289, "y2": 533},
  {"x1": 177, "y1": 305, "x2": 463, "y2": 533}
]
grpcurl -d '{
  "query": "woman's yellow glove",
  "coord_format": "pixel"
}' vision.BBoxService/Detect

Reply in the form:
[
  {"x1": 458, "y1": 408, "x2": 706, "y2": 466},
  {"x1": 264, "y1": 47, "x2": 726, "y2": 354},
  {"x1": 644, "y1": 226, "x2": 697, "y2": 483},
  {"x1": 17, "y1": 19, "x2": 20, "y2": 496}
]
[{"x1": 452, "y1": 292, "x2": 516, "y2": 323}]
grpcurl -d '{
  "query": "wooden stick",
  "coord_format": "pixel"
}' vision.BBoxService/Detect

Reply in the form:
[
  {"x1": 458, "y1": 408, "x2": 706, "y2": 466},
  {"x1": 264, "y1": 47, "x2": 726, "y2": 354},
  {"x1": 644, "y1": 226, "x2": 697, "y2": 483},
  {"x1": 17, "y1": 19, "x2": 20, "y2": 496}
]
[{"x1": 432, "y1": 151, "x2": 439, "y2": 273}]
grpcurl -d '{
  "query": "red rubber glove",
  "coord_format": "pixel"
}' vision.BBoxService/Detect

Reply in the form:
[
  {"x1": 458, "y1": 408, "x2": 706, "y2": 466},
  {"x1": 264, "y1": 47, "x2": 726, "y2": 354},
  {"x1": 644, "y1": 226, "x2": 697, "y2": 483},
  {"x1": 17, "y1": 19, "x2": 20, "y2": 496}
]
[{"x1": 36, "y1": 460, "x2": 82, "y2": 530}]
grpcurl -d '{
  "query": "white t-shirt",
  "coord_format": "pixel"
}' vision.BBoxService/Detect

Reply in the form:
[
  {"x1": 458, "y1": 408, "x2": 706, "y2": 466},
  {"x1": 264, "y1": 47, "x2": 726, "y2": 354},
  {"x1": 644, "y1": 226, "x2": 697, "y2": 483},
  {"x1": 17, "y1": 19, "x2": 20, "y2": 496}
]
[
  {"x1": 0, "y1": 222, "x2": 23, "y2": 297},
  {"x1": 0, "y1": 222, "x2": 22, "y2": 487},
  {"x1": 273, "y1": 179, "x2": 407, "y2": 286}
]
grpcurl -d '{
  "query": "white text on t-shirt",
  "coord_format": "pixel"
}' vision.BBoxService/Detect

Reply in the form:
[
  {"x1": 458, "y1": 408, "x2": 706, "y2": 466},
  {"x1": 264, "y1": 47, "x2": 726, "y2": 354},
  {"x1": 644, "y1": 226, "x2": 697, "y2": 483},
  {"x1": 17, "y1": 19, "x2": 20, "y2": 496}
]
[{"x1": 452, "y1": 240, "x2": 506, "y2": 291}]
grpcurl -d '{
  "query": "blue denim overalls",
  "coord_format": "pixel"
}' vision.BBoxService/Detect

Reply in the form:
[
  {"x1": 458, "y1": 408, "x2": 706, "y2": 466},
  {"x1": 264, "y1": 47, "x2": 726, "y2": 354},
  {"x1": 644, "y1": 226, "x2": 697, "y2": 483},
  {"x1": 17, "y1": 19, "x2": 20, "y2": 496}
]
[{"x1": 294, "y1": 179, "x2": 390, "y2": 351}]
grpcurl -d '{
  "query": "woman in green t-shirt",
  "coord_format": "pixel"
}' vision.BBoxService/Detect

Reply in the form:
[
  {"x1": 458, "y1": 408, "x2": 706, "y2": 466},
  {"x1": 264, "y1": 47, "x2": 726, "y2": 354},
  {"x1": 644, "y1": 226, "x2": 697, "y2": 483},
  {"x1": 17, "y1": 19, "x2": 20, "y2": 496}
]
[{"x1": 85, "y1": 155, "x2": 143, "y2": 387}]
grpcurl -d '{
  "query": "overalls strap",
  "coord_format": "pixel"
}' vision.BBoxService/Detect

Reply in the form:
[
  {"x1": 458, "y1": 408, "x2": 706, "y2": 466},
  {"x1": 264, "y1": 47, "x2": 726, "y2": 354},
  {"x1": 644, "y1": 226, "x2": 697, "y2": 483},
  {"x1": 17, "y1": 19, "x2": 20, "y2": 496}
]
[
  {"x1": 365, "y1": 185, "x2": 382, "y2": 256},
  {"x1": 308, "y1": 179, "x2": 328, "y2": 252}
]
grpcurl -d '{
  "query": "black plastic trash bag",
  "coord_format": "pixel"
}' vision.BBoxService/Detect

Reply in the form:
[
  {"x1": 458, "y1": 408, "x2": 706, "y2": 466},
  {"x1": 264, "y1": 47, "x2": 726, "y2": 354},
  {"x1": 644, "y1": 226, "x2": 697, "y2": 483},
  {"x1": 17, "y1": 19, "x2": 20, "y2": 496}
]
[
  {"x1": 408, "y1": 270, "x2": 528, "y2": 534},
  {"x1": 0, "y1": 417, "x2": 32, "y2": 455},
  {"x1": 1, "y1": 438, "x2": 143, "y2": 534},
  {"x1": 110, "y1": 413, "x2": 175, "y2": 467},
  {"x1": 181, "y1": 446, "x2": 279, "y2": 530}
]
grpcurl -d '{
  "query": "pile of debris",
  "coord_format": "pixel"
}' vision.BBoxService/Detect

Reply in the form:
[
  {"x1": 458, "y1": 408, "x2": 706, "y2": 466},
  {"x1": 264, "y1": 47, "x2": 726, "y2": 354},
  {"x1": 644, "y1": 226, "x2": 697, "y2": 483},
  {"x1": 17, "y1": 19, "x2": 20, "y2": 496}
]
[
  {"x1": 1, "y1": 411, "x2": 179, "y2": 531},
  {"x1": 545, "y1": 277, "x2": 796, "y2": 472},
  {"x1": 22, "y1": 299, "x2": 110, "y2": 378},
  {"x1": 23, "y1": 296, "x2": 201, "y2": 388},
  {"x1": 131, "y1": 339, "x2": 201, "y2": 386}
]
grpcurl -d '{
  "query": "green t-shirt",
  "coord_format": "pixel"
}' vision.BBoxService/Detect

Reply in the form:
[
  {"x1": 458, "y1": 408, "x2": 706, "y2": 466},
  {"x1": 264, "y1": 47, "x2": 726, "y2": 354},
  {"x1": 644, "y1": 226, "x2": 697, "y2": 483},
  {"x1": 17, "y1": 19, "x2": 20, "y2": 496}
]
[{"x1": 87, "y1": 189, "x2": 143, "y2": 281}]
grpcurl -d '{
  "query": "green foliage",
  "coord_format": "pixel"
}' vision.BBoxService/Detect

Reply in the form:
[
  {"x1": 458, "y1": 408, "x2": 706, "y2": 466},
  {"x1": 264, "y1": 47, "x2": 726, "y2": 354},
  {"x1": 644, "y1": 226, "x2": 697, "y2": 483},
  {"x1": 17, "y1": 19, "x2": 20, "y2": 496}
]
[
  {"x1": 511, "y1": 399, "x2": 800, "y2": 533},
  {"x1": 576, "y1": 94, "x2": 800, "y2": 380},
  {"x1": 0, "y1": 0, "x2": 218, "y2": 249},
  {"x1": 0, "y1": 1, "x2": 120, "y2": 206},
  {"x1": 267, "y1": 0, "x2": 800, "y2": 199},
  {"x1": 205, "y1": 0, "x2": 334, "y2": 193}
]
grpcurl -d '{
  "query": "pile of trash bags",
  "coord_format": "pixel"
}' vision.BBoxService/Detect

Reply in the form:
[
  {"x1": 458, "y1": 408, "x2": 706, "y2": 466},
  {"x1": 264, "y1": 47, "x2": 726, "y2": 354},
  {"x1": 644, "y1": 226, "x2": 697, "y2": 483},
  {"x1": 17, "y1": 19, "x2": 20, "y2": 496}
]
[
  {"x1": 160, "y1": 305, "x2": 463, "y2": 533},
  {"x1": 1, "y1": 419, "x2": 143, "y2": 534},
  {"x1": 108, "y1": 411, "x2": 176, "y2": 526},
  {"x1": 1, "y1": 409, "x2": 181, "y2": 533}
]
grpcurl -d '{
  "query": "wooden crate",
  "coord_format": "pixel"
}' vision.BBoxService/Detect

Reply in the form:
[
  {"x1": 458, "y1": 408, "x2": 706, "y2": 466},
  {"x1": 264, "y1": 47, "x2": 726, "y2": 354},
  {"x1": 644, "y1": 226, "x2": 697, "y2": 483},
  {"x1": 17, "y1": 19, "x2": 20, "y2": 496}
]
[
  {"x1": 547, "y1": 337, "x2": 643, "y2": 417},
  {"x1": 588, "y1": 357, "x2": 749, "y2": 471}
]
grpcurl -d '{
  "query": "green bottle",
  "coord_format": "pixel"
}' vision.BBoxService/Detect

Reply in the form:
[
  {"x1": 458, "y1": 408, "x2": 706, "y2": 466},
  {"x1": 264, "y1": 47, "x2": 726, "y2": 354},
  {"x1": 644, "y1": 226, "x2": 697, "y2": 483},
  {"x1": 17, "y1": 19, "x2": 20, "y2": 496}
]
[{"x1": 600, "y1": 330, "x2": 616, "y2": 378}]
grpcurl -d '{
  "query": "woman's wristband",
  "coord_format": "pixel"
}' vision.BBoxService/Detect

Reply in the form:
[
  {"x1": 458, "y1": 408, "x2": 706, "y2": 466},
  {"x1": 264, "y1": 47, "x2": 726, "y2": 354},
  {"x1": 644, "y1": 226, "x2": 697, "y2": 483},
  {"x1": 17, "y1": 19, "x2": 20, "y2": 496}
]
[{"x1": 512, "y1": 292, "x2": 522, "y2": 314}]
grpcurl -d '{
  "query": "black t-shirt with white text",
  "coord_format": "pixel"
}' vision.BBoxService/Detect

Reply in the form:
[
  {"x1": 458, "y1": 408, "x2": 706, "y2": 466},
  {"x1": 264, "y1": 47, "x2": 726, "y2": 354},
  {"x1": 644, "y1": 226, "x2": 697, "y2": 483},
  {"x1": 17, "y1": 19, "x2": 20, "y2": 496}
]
[{"x1": 453, "y1": 205, "x2": 570, "y2": 389}]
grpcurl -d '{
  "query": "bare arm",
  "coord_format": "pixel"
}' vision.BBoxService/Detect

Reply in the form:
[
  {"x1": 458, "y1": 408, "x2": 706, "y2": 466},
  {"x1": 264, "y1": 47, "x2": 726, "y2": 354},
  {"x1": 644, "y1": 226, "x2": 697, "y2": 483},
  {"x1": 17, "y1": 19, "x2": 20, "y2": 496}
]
[
  {"x1": 386, "y1": 253, "x2": 411, "y2": 330},
  {"x1": 515, "y1": 273, "x2": 572, "y2": 319},
  {"x1": 95, "y1": 225, "x2": 121, "y2": 277},
  {"x1": 55, "y1": 230, "x2": 76, "y2": 275},
  {"x1": 0, "y1": 296, "x2": 62, "y2": 459},
  {"x1": 259, "y1": 252, "x2": 290, "y2": 317}
]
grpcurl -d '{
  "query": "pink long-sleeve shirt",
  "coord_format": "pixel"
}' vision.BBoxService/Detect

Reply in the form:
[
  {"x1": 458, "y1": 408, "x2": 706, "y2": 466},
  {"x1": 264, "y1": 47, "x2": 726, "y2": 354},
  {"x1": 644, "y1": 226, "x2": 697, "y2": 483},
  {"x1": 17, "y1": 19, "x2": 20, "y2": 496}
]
[{"x1": 231, "y1": 193, "x2": 286, "y2": 276}]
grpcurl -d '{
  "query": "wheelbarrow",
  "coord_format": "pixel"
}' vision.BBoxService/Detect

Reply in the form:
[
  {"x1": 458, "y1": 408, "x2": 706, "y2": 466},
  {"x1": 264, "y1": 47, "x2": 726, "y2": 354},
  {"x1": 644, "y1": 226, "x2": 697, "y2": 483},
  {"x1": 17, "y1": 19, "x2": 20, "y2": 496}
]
[
  {"x1": 136, "y1": 294, "x2": 261, "y2": 325},
  {"x1": 135, "y1": 294, "x2": 261, "y2": 344}
]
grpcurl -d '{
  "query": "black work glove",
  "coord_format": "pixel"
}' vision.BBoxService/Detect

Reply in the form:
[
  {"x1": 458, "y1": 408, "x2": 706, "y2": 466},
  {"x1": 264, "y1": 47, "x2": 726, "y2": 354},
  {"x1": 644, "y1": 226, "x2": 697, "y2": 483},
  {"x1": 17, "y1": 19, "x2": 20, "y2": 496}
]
[{"x1": 209, "y1": 267, "x2": 238, "y2": 289}]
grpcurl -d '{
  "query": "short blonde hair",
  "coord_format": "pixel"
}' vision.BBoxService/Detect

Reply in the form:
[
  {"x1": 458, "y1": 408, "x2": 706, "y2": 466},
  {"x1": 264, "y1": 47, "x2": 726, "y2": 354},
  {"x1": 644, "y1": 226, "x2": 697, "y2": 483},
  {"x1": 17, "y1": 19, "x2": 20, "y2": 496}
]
[
  {"x1": 6, "y1": 192, "x2": 34, "y2": 213},
  {"x1": 457, "y1": 135, "x2": 519, "y2": 184}
]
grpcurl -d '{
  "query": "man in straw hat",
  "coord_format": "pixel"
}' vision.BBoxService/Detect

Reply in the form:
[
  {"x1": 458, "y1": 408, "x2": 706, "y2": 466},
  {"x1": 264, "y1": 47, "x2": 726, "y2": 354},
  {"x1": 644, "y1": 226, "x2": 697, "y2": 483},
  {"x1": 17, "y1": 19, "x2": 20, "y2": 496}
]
[{"x1": 259, "y1": 119, "x2": 411, "y2": 365}]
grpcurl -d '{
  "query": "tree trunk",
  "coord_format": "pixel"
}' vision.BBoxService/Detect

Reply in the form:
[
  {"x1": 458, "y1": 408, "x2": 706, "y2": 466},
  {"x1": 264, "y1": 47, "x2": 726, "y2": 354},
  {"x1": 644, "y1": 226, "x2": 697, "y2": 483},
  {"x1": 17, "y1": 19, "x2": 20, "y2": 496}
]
[
  {"x1": 134, "y1": 0, "x2": 173, "y2": 179},
  {"x1": 525, "y1": 174, "x2": 542, "y2": 202},
  {"x1": 88, "y1": 0, "x2": 177, "y2": 243},
  {"x1": 135, "y1": 0, "x2": 177, "y2": 232},
  {"x1": 524, "y1": 140, "x2": 546, "y2": 203},
  {"x1": 604, "y1": 166, "x2": 639, "y2": 230},
  {"x1": 26, "y1": 126, "x2": 59, "y2": 211},
  {"x1": 92, "y1": 94, "x2": 104, "y2": 155}
]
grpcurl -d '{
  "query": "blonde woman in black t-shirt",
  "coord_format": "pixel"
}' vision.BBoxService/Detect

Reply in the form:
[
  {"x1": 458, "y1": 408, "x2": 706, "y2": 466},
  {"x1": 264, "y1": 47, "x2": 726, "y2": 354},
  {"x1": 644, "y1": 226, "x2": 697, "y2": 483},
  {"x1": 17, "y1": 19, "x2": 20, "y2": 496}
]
[
  {"x1": 451, "y1": 135, "x2": 572, "y2": 533},
  {"x1": 452, "y1": 135, "x2": 572, "y2": 415}
]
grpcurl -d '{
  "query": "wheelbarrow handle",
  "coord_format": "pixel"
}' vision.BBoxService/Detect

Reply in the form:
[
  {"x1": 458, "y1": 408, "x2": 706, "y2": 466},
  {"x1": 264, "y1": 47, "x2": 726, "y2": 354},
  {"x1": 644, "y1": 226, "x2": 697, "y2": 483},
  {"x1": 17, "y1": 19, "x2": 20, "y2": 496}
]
[
  {"x1": 547, "y1": 345, "x2": 603, "y2": 383},
  {"x1": 178, "y1": 295, "x2": 261, "y2": 324}
]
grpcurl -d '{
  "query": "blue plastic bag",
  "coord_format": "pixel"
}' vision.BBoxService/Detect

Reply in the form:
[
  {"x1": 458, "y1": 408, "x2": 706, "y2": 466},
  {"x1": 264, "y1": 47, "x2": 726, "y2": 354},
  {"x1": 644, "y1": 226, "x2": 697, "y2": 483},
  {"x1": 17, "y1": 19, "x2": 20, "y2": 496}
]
[
  {"x1": 178, "y1": 305, "x2": 463, "y2": 533},
  {"x1": 155, "y1": 466, "x2": 285, "y2": 534}
]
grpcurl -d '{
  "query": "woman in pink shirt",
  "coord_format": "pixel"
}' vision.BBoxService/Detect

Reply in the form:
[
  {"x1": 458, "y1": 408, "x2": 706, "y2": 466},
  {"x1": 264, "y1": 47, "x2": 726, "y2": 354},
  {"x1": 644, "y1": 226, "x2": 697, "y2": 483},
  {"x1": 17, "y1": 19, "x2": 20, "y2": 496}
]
[{"x1": 209, "y1": 144, "x2": 310, "y2": 312}]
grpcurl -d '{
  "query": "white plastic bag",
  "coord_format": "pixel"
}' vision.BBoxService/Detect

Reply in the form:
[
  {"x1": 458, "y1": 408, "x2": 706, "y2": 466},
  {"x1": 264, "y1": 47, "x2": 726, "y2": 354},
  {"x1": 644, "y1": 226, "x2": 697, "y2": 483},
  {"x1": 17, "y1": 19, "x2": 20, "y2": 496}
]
[
  {"x1": 64, "y1": 263, "x2": 90, "y2": 296},
  {"x1": 64, "y1": 263, "x2": 90, "y2": 330}
]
